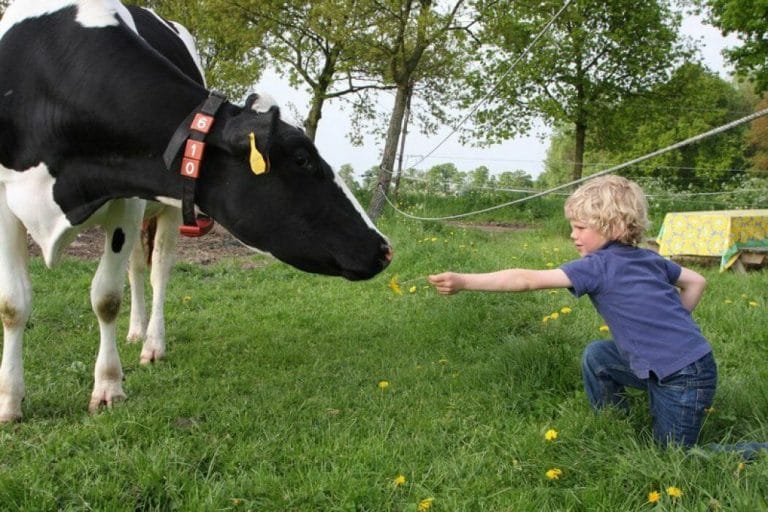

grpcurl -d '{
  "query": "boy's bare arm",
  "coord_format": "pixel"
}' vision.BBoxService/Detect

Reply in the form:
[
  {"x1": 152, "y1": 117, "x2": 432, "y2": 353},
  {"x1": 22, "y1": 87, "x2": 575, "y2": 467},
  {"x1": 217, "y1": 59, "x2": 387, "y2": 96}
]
[
  {"x1": 429, "y1": 269, "x2": 572, "y2": 295},
  {"x1": 676, "y1": 267, "x2": 707, "y2": 311}
]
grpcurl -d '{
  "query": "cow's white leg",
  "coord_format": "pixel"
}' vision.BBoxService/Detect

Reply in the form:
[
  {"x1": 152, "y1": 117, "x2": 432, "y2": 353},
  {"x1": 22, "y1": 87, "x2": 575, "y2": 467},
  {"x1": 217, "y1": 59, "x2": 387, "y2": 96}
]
[
  {"x1": 140, "y1": 207, "x2": 180, "y2": 364},
  {"x1": 0, "y1": 192, "x2": 31, "y2": 422},
  {"x1": 88, "y1": 200, "x2": 145, "y2": 413},
  {"x1": 126, "y1": 229, "x2": 148, "y2": 343}
]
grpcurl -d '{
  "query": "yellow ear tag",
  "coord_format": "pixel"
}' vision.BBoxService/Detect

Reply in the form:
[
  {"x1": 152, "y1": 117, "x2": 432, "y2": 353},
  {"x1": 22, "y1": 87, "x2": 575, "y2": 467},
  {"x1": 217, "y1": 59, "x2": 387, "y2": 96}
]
[{"x1": 249, "y1": 132, "x2": 268, "y2": 175}]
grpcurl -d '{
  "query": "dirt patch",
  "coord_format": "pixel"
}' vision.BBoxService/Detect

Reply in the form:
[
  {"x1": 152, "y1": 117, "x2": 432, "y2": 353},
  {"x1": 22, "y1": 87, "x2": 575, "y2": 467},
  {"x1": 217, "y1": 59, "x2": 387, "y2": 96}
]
[
  {"x1": 27, "y1": 223, "x2": 258, "y2": 265},
  {"x1": 444, "y1": 220, "x2": 532, "y2": 233}
]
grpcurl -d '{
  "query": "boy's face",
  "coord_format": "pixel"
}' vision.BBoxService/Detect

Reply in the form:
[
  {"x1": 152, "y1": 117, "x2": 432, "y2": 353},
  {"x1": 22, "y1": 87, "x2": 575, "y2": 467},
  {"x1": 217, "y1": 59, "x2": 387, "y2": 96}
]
[{"x1": 568, "y1": 220, "x2": 609, "y2": 256}]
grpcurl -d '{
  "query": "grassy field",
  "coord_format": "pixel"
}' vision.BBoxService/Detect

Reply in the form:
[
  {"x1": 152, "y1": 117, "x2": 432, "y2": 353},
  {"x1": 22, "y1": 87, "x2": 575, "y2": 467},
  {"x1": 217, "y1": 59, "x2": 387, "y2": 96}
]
[{"x1": 2, "y1": 206, "x2": 767, "y2": 511}]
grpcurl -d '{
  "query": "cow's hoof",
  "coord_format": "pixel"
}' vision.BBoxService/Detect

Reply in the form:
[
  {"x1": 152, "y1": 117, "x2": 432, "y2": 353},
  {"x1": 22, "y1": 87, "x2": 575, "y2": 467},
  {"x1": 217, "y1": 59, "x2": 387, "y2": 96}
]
[
  {"x1": 139, "y1": 349, "x2": 164, "y2": 365},
  {"x1": 88, "y1": 389, "x2": 126, "y2": 414},
  {"x1": 140, "y1": 341, "x2": 165, "y2": 365},
  {"x1": 126, "y1": 334, "x2": 144, "y2": 344},
  {"x1": 0, "y1": 412, "x2": 22, "y2": 423},
  {"x1": 0, "y1": 397, "x2": 23, "y2": 423}
]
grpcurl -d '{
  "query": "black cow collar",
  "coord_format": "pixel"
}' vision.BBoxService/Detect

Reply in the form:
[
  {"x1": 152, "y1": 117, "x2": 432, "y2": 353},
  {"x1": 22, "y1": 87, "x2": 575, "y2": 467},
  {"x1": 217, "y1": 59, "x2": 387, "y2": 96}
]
[{"x1": 163, "y1": 91, "x2": 227, "y2": 237}]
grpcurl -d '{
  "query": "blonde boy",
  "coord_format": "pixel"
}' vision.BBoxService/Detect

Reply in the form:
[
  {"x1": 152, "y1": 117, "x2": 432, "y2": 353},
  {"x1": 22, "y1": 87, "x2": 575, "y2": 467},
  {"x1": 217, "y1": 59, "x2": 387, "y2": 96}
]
[{"x1": 429, "y1": 175, "x2": 716, "y2": 447}]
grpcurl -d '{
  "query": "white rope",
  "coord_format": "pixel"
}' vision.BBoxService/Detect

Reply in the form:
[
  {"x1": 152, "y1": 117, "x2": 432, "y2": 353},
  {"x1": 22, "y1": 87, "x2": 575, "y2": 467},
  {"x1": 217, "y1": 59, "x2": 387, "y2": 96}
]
[{"x1": 383, "y1": 106, "x2": 768, "y2": 222}]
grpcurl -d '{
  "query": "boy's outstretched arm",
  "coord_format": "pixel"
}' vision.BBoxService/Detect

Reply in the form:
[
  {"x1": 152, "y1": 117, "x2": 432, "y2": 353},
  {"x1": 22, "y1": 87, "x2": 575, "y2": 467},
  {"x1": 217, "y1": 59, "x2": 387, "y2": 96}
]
[
  {"x1": 676, "y1": 266, "x2": 707, "y2": 312},
  {"x1": 428, "y1": 269, "x2": 572, "y2": 295}
]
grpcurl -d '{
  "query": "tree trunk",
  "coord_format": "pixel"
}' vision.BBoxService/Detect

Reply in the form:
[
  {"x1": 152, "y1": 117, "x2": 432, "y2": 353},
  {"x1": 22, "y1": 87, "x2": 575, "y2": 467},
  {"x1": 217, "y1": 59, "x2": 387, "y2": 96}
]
[
  {"x1": 368, "y1": 84, "x2": 410, "y2": 221},
  {"x1": 305, "y1": 92, "x2": 325, "y2": 142},
  {"x1": 572, "y1": 120, "x2": 586, "y2": 182},
  {"x1": 392, "y1": 86, "x2": 412, "y2": 199}
]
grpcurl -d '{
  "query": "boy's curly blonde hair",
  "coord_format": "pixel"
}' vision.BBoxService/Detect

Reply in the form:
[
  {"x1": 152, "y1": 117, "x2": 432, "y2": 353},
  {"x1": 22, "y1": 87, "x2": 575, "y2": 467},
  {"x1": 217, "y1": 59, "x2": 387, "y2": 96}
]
[{"x1": 564, "y1": 175, "x2": 650, "y2": 246}]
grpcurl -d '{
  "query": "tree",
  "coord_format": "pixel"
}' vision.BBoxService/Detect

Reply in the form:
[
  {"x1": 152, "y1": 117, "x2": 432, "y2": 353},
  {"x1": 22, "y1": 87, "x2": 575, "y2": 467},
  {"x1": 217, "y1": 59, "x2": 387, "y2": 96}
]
[
  {"x1": 541, "y1": 63, "x2": 752, "y2": 190},
  {"x1": 466, "y1": 165, "x2": 491, "y2": 190},
  {"x1": 538, "y1": 126, "x2": 575, "y2": 188},
  {"x1": 337, "y1": 163, "x2": 360, "y2": 191},
  {"x1": 698, "y1": 0, "x2": 768, "y2": 93},
  {"x1": 424, "y1": 163, "x2": 463, "y2": 194},
  {"x1": 366, "y1": 0, "x2": 478, "y2": 221},
  {"x1": 746, "y1": 96, "x2": 768, "y2": 175},
  {"x1": 469, "y1": 0, "x2": 689, "y2": 182},
  {"x1": 599, "y1": 63, "x2": 750, "y2": 189},
  {"x1": 496, "y1": 170, "x2": 534, "y2": 190}
]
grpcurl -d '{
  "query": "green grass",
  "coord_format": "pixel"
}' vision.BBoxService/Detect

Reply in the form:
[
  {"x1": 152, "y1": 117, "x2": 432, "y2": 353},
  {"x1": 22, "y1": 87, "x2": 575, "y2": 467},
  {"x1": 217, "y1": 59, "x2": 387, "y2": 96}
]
[{"x1": 2, "y1": 212, "x2": 767, "y2": 511}]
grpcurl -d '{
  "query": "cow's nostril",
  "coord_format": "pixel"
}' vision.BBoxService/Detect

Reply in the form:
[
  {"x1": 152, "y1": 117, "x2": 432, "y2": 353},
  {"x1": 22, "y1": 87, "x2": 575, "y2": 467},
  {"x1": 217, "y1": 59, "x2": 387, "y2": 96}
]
[{"x1": 383, "y1": 245, "x2": 394, "y2": 263}]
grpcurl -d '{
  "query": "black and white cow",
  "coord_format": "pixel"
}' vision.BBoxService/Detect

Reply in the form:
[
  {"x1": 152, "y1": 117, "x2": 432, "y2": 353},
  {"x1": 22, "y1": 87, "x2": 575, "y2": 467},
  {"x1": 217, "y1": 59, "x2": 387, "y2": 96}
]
[{"x1": 0, "y1": 0, "x2": 392, "y2": 421}]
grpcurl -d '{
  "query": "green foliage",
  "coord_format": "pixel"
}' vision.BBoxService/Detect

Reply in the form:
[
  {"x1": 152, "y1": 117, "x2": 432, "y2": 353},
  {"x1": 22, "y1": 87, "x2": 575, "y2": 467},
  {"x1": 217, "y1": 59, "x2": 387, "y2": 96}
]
[
  {"x1": 538, "y1": 63, "x2": 755, "y2": 191},
  {"x1": 699, "y1": 0, "x2": 768, "y2": 93},
  {"x1": 593, "y1": 63, "x2": 751, "y2": 190},
  {"x1": 4, "y1": 212, "x2": 767, "y2": 510}
]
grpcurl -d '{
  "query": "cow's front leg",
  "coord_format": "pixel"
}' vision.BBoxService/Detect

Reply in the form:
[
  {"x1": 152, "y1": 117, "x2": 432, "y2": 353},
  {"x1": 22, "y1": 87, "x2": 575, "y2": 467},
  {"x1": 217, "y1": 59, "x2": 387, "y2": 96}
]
[
  {"x1": 89, "y1": 201, "x2": 144, "y2": 413},
  {"x1": 140, "y1": 207, "x2": 180, "y2": 364},
  {"x1": 0, "y1": 201, "x2": 31, "y2": 422}
]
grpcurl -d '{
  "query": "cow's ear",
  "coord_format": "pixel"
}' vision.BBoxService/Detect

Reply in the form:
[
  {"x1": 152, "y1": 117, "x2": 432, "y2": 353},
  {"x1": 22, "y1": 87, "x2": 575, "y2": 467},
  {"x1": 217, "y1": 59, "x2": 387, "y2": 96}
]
[
  {"x1": 219, "y1": 106, "x2": 278, "y2": 159},
  {"x1": 244, "y1": 93, "x2": 258, "y2": 110}
]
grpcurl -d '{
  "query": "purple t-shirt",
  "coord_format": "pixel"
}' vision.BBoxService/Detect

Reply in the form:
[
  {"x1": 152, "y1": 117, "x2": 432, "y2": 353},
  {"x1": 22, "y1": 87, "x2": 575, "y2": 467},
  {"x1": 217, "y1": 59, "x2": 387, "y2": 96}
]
[{"x1": 560, "y1": 241, "x2": 712, "y2": 380}]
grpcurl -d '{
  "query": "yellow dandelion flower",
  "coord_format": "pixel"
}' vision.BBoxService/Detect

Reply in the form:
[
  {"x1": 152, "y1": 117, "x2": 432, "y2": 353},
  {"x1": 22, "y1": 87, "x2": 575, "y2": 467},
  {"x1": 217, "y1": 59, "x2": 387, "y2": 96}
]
[
  {"x1": 378, "y1": 380, "x2": 390, "y2": 390},
  {"x1": 388, "y1": 276, "x2": 403, "y2": 295},
  {"x1": 409, "y1": 285, "x2": 417, "y2": 294},
  {"x1": 666, "y1": 486, "x2": 682, "y2": 498},
  {"x1": 560, "y1": 307, "x2": 572, "y2": 314},
  {"x1": 647, "y1": 490, "x2": 661, "y2": 504},
  {"x1": 550, "y1": 312, "x2": 560, "y2": 320},
  {"x1": 542, "y1": 316, "x2": 550, "y2": 323},
  {"x1": 182, "y1": 295, "x2": 192, "y2": 303},
  {"x1": 393, "y1": 474, "x2": 406, "y2": 487},
  {"x1": 599, "y1": 324, "x2": 610, "y2": 333},
  {"x1": 544, "y1": 429, "x2": 558, "y2": 441},
  {"x1": 748, "y1": 301, "x2": 758, "y2": 307},
  {"x1": 545, "y1": 468, "x2": 563, "y2": 480},
  {"x1": 417, "y1": 497, "x2": 435, "y2": 511}
]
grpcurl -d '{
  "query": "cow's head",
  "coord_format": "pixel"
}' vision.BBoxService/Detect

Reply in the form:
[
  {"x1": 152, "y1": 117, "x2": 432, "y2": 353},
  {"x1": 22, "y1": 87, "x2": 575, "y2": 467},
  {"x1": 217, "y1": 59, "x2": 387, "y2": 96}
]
[{"x1": 196, "y1": 94, "x2": 392, "y2": 281}]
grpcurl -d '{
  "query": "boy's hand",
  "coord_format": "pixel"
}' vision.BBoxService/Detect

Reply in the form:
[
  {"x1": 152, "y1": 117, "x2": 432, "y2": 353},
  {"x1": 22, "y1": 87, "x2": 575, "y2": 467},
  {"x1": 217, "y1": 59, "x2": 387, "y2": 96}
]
[{"x1": 428, "y1": 272, "x2": 463, "y2": 295}]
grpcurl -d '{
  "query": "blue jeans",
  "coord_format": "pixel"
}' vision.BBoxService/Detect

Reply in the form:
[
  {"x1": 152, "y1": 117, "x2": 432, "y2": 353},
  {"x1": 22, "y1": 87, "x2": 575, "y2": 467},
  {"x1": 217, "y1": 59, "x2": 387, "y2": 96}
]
[{"x1": 581, "y1": 340, "x2": 717, "y2": 448}]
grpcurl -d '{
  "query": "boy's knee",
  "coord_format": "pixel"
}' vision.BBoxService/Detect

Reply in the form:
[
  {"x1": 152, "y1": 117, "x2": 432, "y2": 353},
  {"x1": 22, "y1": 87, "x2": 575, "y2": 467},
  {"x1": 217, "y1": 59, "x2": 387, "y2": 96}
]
[{"x1": 581, "y1": 341, "x2": 607, "y2": 368}]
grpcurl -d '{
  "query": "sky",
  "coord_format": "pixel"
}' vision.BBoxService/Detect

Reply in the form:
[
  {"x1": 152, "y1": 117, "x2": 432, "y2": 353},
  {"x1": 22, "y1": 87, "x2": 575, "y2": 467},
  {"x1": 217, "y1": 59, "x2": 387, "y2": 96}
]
[{"x1": 258, "y1": 12, "x2": 740, "y2": 179}]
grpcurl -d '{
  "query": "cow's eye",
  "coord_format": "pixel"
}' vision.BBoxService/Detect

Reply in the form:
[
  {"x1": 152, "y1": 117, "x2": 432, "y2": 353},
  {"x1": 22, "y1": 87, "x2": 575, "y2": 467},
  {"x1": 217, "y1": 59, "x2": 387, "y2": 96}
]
[{"x1": 294, "y1": 152, "x2": 323, "y2": 178}]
